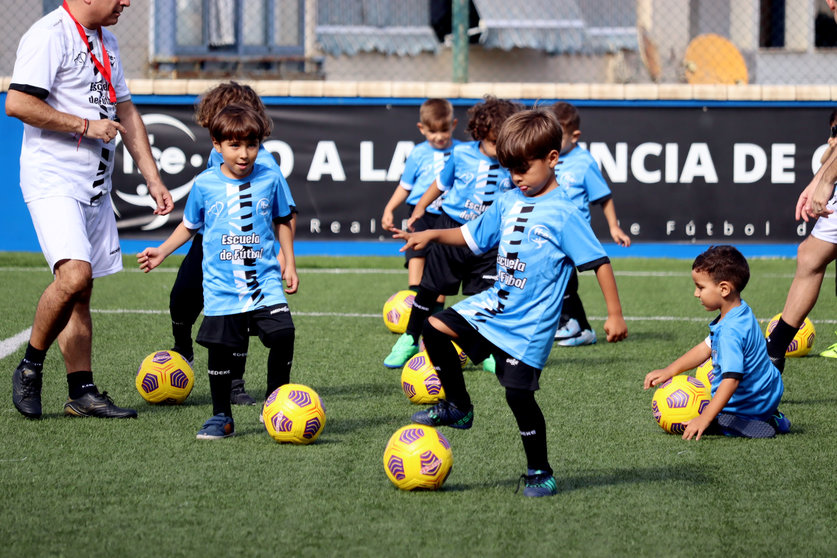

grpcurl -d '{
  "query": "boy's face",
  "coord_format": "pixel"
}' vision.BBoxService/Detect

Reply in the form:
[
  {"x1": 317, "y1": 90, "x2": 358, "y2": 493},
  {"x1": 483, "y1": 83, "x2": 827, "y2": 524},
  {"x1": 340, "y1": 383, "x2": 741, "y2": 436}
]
[
  {"x1": 509, "y1": 150, "x2": 560, "y2": 197},
  {"x1": 560, "y1": 124, "x2": 581, "y2": 155},
  {"x1": 213, "y1": 137, "x2": 260, "y2": 179},
  {"x1": 691, "y1": 269, "x2": 728, "y2": 311},
  {"x1": 418, "y1": 119, "x2": 456, "y2": 150}
]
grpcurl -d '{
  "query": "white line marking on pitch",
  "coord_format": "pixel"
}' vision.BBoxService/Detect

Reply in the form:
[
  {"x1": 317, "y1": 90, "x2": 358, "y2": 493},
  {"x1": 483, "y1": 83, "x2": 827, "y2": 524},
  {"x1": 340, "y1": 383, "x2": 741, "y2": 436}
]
[{"x1": 0, "y1": 328, "x2": 31, "y2": 360}]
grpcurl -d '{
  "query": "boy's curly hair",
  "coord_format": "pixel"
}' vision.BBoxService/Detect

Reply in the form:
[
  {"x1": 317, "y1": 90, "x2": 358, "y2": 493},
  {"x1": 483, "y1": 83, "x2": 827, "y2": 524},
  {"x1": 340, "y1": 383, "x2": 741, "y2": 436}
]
[
  {"x1": 692, "y1": 245, "x2": 750, "y2": 292},
  {"x1": 195, "y1": 81, "x2": 273, "y2": 137},
  {"x1": 465, "y1": 95, "x2": 524, "y2": 141}
]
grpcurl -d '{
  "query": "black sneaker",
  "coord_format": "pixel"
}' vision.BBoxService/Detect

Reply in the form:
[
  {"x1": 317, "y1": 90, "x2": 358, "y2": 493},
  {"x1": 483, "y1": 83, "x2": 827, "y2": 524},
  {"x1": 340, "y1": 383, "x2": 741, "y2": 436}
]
[
  {"x1": 13, "y1": 363, "x2": 43, "y2": 419},
  {"x1": 411, "y1": 399, "x2": 473, "y2": 429},
  {"x1": 717, "y1": 413, "x2": 775, "y2": 438},
  {"x1": 230, "y1": 380, "x2": 256, "y2": 406},
  {"x1": 64, "y1": 391, "x2": 137, "y2": 419},
  {"x1": 516, "y1": 470, "x2": 558, "y2": 497}
]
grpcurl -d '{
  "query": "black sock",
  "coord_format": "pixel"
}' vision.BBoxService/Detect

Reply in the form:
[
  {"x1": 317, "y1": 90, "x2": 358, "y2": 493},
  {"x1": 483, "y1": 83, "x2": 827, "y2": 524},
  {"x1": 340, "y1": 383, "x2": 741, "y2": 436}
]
[
  {"x1": 408, "y1": 284, "x2": 420, "y2": 291},
  {"x1": 265, "y1": 329, "x2": 295, "y2": 397},
  {"x1": 22, "y1": 343, "x2": 47, "y2": 372},
  {"x1": 230, "y1": 349, "x2": 248, "y2": 382},
  {"x1": 766, "y1": 318, "x2": 797, "y2": 359},
  {"x1": 67, "y1": 371, "x2": 96, "y2": 399},
  {"x1": 423, "y1": 320, "x2": 470, "y2": 408},
  {"x1": 505, "y1": 387, "x2": 551, "y2": 474},
  {"x1": 207, "y1": 346, "x2": 233, "y2": 417},
  {"x1": 405, "y1": 288, "x2": 438, "y2": 342},
  {"x1": 171, "y1": 320, "x2": 195, "y2": 360}
]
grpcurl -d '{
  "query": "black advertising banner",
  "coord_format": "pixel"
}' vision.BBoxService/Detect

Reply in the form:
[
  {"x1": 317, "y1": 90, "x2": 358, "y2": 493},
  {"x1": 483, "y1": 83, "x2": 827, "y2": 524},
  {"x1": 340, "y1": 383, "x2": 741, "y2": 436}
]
[{"x1": 106, "y1": 102, "x2": 831, "y2": 243}]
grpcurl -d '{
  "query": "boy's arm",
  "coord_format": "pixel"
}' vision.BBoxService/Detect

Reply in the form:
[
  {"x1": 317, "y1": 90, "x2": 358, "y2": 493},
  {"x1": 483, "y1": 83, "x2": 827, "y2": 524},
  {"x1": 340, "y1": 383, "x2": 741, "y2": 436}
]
[
  {"x1": 644, "y1": 340, "x2": 711, "y2": 389},
  {"x1": 599, "y1": 198, "x2": 631, "y2": 247},
  {"x1": 593, "y1": 262, "x2": 628, "y2": 343},
  {"x1": 820, "y1": 136, "x2": 837, "y2": 165},
  {"x1": 137, "y1": 223, "x2": 195, "y2": 273},
  {"x1": 382, "y1": 186, "x2": 410, "y2": 231},
  {"x1": 407, "y1": 180, "x2": 443, "y2": 230},
  {"x1": 682, "y1": 377, "x2": 739, "y2": 441},
  {"x1": 391, "y1": 226, "x2": 465, "y2": 252},
  {"x1": 800, "y1": 142, "x2": 837, "y2": 220},
  {"x1": 276, "y1": 220, "x2": 298, "y2": 294}
]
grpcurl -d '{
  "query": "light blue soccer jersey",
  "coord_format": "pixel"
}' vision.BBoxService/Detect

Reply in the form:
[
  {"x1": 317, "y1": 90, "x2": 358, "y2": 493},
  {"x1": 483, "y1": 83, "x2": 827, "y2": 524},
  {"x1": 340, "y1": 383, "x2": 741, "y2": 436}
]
[
  {"x1": 400, "y1": 140, "x2": 458, "y2": 215},
  {"x1": 555, "y1": 146, "x2": 611, "y2": 223},
  {"x1": 706, "y1": 301, "x2": 784, "y2": 420},
  {"x1": 209, "y1": 145, "x2": 296, "y2": 208},
  {"x1": 183, "y1": 162, "x2": 292, "y2": 316},
  {"x1": 453, "y1": 187, "x2": 609, "y2": 369},
  {"x1": 437, "y1": 141, "x2": 513, "y2": 224}
]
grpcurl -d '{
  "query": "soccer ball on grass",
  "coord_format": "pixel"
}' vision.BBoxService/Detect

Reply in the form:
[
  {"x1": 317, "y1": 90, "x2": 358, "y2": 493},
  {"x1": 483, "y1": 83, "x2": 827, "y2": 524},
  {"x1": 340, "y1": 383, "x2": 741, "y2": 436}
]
[
  {"x1": 695, "y1": 357, "x2": 715, "y2": 390},
  {"x1": 383, "y1": 424, "x2": 453, "y2": 491},
  {"x1": 135, "y1": 350, "x2": 194, "y2": 404},
  {"x1": 401, "y1": 351, "x2": 446, "y2": 404},
  {"x1": 263, "y1": 384, "x2": 326, "y2": 444},
  {"x1": 382, "y1": 290, "x2": 415, "y2": 333},
  {"x1": 651, "y1": 375, "x2": 711, "y2": 434}
]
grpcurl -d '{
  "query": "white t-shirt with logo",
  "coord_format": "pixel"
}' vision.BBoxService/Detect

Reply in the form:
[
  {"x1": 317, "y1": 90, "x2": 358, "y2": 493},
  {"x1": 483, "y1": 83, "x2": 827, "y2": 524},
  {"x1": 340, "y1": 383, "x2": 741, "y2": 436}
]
[{"x1": 10, "y1": 7, "x2": 130, "y2": 206}]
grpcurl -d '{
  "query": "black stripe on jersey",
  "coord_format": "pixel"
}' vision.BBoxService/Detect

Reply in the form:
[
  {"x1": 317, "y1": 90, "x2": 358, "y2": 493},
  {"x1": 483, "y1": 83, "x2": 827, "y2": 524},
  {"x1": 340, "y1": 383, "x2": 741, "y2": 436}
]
[
  {"x1": 577, "y1": 256, "x2": 611, "y2": 272},
  {"x1": 520, "y1": 205, "x2": 535, "y2": 213},
  {"x1": 509, "y1": 239, "x2": 522, "y2": 245},
  {"x1": 515, "y1": 217, "x2": 528, "y2": 224},
  {"x1": 8, "y1": 83, "x2": 49, "y2": 100},
  {"x1": 513, "y1": 226, "x2": 525, "y2": 233}
]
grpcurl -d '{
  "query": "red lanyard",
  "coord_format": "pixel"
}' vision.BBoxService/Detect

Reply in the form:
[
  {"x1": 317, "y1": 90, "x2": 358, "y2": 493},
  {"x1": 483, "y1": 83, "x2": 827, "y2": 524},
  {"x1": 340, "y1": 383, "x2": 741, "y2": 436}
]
[{"x1": 62, "y1": 0, "x2": 116, "y2": 104}]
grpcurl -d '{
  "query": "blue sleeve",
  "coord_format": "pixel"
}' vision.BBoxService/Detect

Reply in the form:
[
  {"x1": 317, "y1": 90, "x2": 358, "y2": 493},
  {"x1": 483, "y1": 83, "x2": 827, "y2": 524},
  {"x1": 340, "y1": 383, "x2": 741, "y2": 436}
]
[
  {"x1": 462, "y1": 197, "x2": 504, "y2": 255},
  {"x1": 584, "y1": 163, "x2": 612, "y2": 204},
  {"x1": 272, "y1": 177, "x2": 292, "y2": 220},
  {"x1": 183, "y1": 183, "x2": 205, "y2": 230},
  {"x1": 438, "y1": 154, "x2": 456, "y2": 191},
  {"x1": 277, "y1": 173, "x2": 296, "y2": 208},
  {"x1": 560, "y1": 208, "x2": 608, "y2": 266},
  {"x1": 400, "y1": 151, "x2": 420, "y2": 189},
  {"x1": 715, "y1": 328, "x2": 745, "y2": 375}
]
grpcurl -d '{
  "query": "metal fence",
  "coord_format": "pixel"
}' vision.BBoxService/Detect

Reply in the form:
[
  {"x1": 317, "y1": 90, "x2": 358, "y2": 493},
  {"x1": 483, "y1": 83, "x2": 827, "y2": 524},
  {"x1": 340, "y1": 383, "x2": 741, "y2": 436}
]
[{"x1": 2, "y1": 1, "x2": 837, "y2": 85}]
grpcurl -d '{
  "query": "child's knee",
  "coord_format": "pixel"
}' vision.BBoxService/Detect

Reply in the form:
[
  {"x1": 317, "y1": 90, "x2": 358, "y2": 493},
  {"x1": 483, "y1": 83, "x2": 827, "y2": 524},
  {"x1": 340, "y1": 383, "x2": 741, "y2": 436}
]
[{"x1": 261, "y1": 327, "x2": 295, "y2": 349}]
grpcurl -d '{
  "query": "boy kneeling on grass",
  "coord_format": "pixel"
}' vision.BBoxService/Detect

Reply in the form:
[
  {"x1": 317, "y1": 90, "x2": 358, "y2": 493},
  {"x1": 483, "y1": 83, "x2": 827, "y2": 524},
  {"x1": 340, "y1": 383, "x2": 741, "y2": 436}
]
[
  {"x1": 391, "y1": 108, "x2": 628, "y2": 497},
  {"x1": 644, "y1": 245, "x2": 790, "y2": 440}
]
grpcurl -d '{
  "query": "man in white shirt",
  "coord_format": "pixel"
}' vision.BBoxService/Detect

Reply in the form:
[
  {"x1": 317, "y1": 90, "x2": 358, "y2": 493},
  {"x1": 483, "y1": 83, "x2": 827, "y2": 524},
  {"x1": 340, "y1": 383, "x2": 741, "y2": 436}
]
[{"x1": 6, "y1": 0, "x2": 173, "y2": 419}]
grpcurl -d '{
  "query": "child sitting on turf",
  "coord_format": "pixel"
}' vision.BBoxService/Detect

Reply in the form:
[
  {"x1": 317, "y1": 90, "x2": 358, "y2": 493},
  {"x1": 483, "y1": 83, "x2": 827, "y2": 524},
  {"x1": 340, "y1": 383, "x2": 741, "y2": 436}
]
[
  {"x1": 644, "y1": 245, "x2": 789, "y2": 440},
  {"x1": 138, "y1": 104, "x2": 298, "y2": 440},
  {"x1": 381, "y1": 98, "x2": 459, "y2": 293},
  {"x1": 551, "y1": 102, "x2": 631, "y2": 347},
  {"x1": 383, "y1": 95, "x2": 522, "y2": 370},
  {"x1": 391, "y1": 108, "x2": 628, "y2": 497}
]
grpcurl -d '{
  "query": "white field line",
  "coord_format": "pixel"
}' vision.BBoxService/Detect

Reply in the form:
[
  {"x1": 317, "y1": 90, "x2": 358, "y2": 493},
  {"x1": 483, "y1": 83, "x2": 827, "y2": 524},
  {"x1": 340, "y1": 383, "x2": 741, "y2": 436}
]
[{"x1": 0, "y1": 328, "x2": 31, "y2": 360}]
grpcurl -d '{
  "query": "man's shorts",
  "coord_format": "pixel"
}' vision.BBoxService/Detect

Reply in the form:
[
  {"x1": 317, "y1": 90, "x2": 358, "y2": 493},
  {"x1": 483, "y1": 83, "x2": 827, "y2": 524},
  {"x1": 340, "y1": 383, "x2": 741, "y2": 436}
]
[
  {"x1": 197, "y1": 304, "x2": 294, "y2": 349},
  {"x1": 27, "y1": 196, "x2": 122, "y2": 278},
  {"x1": 435, "y1": 308, "x2": 542, "y2": 391},
  {"x1": 403, "y1": 206, "x2": 440, "y2": 263},
  {"x1": 812, "y1": 194, "x2": 837, "y2": 244},
  {"x1": 420, "y1": 213, "x2": 497, "y2": 296}
]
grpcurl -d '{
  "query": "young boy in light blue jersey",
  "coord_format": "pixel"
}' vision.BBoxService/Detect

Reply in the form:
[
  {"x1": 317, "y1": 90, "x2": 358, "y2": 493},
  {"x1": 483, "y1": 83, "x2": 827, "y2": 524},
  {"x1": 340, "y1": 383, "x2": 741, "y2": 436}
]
[
  {"x1": 139, "y1": 104, "x2": 298, "y2": 440},
  {"x1": 551, "y1": 102, "x2": 631, "y2": 347},
  {"x1": 392, "y1": 109, "x2": 628, "y2": 497},
  {"x1": 645, "y1": 245, "x2": 788, "y2": 439},
  {"x1": 384, "y1": 96, "x2": 521, "y2": 369},
  {"x1": 382, "y1": 98, "x2": 458, "y2": 291}
]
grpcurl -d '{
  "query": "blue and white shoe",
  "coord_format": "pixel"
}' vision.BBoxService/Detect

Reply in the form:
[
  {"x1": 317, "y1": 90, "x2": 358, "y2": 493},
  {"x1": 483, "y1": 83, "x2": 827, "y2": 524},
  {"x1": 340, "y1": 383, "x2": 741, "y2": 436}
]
[
  {"x1": 557, "y1": 328, "x2": 597, "y2": 347},
  {"x1": 554, "y1": 318, "x2": 581, "y2": 341},
  {"x1": 196, "y1": 414, "x2": 235, "y2": 440}
]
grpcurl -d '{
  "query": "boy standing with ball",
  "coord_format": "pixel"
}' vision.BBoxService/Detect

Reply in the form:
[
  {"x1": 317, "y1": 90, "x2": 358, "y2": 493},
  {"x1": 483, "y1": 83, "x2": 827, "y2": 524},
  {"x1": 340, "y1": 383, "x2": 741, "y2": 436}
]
[
  {"x1": 644, "y1": 246, "x2": 788, "y2": 440},
  {"x1": 392, "y1": 109, "x2": 628, "y2": 497},
  {"x1": 138, "y1": 104, "x2": 297, "y2": 440}
]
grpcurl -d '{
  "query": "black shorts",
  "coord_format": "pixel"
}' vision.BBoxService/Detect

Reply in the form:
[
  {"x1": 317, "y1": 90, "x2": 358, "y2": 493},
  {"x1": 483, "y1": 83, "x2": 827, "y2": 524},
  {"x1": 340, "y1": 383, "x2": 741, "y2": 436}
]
[
  {"x1": 434, "y1": 308, "x2": 542, "y2": 391},
  {"x1": 420, "y1": 213, "x2": 497, "y2": 296},
  {"x1": 403, "y1": 207, "x2": 441, "y2": 263},
  {"x1": 196, "y1": 304, "x2": 294, "y2": 349}
]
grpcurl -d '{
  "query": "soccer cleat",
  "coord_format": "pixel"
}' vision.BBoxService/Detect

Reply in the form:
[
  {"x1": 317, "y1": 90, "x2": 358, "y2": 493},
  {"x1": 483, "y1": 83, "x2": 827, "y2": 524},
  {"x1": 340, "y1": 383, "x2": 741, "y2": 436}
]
[
  {"x1": 196, "y1": 414, "x2": 235, "y2": 440},
  {"x1": 819, "y1": 341, "x2": 837, "y2": 359},
  {"x1": 64, "y1": 391, "x2": 138, "y2": 419},
  {"x1": 770, "y1": 411, "x2": 791, "y2": 434},
  {"x1": 481, "y1": 355, "x2": 496, "y2": 374},
  {"x1": 13, "y1": 363, "x2": 43, "y2": 419},
  {"x1": 554, "y1": 318, "x2": 581, "y2": 341},
  {"x1": 557, "y1": 328, "x2": 597, "y2": 347},
  {"x1": 384, "y1": 333, "x2": 419, "y2": 369},
  {"x1": 230, "y1": 380, "x2": 256, "y2": 406},
  {"x1": 411, "y1": 399, "x2": 473, "y2": 429},
  {"x1": 516, "y1": 469, "x2": 558, "y2": 498},
  {"x1": 769, "y1": 354, "x2": 785, "y2": 373},
  {"x1": 716, "y1": 413, "x2": 775, "y2": 438}
]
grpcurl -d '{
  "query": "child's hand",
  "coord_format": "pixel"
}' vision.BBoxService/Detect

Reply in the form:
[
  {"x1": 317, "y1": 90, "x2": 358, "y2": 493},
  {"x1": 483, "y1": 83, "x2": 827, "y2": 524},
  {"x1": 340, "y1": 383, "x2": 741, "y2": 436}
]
[
  {"x1": 682, "y1": 414, "x2": 711, "y2": 440},
  {"x1": 610, "y1": 226, "x2": 631, "y2": 247},
  {"x1": 137, "y1": 248, "x2": 163, "y2": 273},
  {"x1": 381, "y1": 210, "x2": 394, "y2": 232},
  {"x1": 603, "y1": 315, "x2": 627, "y2": 343},
  {"x1": 406, "y1": 207, "x2": 424, "y2": 231},
  {"x1": 283, "y1": 266, "x2": 299, "y2": 294},
  {"x1": 391, "y1": 227, "x2": 432, "y2": 252},
  {"x1": 644, "y1": 369, "x2": 669, "y2": 389}
]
